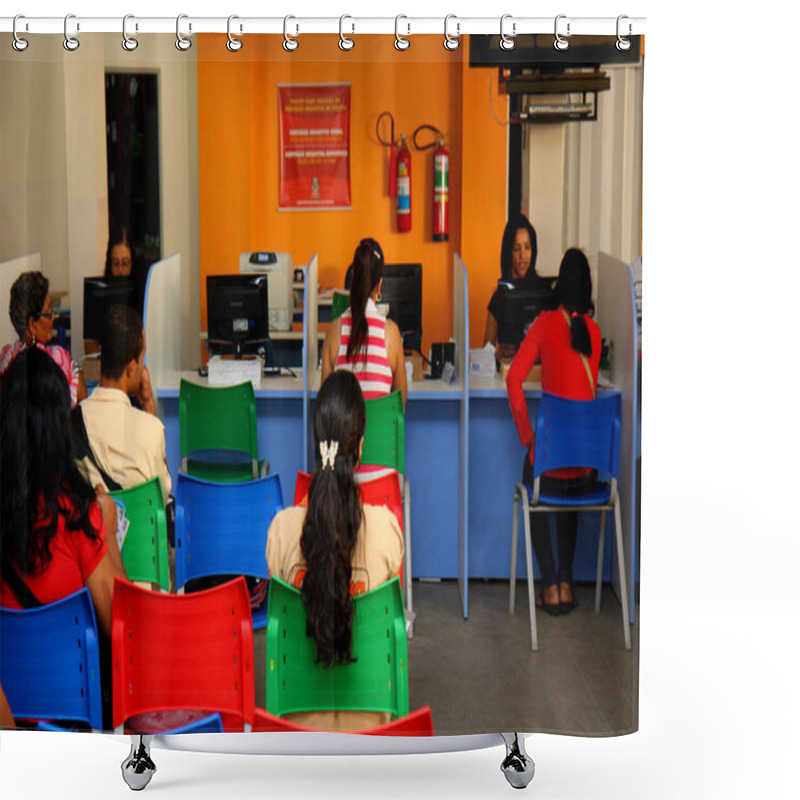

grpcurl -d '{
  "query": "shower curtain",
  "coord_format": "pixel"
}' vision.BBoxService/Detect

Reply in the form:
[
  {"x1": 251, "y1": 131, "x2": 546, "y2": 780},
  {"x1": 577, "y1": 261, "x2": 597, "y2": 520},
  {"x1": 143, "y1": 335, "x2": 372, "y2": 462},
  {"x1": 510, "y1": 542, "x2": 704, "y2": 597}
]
[{"x1": 0, "y1": 22, "x2": 643, "y2": 742}]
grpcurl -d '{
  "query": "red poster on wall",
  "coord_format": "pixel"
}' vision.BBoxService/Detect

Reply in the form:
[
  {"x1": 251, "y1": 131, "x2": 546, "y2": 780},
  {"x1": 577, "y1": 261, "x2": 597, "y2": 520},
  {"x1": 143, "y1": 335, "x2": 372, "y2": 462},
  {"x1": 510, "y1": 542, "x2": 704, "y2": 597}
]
[{"x1": 278, "y1": 83, "x2": 351, "y2": 210}]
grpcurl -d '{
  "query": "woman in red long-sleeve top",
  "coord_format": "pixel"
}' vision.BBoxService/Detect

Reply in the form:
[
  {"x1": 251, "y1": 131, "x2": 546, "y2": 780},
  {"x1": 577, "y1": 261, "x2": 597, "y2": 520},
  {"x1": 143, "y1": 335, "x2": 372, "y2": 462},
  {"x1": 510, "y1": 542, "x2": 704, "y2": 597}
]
[{"x1": 506, "y1": 248, "x2": 601, "y2": 617}]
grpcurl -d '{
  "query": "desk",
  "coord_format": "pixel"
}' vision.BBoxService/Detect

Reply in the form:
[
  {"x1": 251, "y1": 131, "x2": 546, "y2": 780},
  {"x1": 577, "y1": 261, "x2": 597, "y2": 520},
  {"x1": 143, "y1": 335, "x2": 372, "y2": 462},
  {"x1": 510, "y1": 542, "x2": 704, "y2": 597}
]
[{"x1": 468, "y1": 376, "x2": 620, "y2": 583}]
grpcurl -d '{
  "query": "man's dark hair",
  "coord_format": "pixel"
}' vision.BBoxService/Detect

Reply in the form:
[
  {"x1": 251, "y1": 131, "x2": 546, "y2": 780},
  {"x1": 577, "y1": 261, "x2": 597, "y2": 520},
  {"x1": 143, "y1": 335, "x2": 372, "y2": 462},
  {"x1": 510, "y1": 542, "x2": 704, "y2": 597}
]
[{"x1": 100, "y1": 305, "x2": 144, "y2": 380}]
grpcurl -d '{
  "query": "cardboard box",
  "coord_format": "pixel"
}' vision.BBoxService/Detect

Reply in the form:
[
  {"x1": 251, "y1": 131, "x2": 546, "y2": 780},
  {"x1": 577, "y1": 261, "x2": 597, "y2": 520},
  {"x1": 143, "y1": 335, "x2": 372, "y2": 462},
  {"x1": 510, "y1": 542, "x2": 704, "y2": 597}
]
[
  {"x1": 82, "y1": 353, "x2": 101, "y2": 383},
  {"x1": 405, "y1": 353, "x2": 424, "y2": 383},
  {"x1": 500, "y1": 360, "x2": 541, "y2": 383}
]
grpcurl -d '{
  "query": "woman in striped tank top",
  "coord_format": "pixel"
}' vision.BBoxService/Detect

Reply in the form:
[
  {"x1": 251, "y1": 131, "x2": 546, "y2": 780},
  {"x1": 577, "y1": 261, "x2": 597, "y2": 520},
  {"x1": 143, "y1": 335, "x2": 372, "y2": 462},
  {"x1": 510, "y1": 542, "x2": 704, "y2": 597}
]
[{"x1": 321, "y1": 238, "x2": 407, "y2": 407}]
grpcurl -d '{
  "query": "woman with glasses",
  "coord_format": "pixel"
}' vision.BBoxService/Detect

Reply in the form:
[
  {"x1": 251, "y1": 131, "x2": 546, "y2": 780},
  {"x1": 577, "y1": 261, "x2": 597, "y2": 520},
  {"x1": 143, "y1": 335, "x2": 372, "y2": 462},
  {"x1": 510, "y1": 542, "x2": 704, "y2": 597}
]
[
  {"x1": 0, "y1": 271, "x2": 86, "y2": 405},
  {"x1": 103, "y1": 228, "x2": 135, "y2": 278}
]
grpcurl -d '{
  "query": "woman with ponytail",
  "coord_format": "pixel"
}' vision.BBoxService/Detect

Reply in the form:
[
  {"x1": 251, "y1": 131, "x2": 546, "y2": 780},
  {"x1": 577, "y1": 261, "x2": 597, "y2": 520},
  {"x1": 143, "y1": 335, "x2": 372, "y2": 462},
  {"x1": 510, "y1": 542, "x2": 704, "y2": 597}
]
[
  {"x1": 266, "y1": 370, "x2": 404, "y2": 730},
  {"x1": 321, "y1": 238, "x2": 407, "y2": 408},
  {"x1": 506, "y1": 248, "x2": 601, "y2": 618}
]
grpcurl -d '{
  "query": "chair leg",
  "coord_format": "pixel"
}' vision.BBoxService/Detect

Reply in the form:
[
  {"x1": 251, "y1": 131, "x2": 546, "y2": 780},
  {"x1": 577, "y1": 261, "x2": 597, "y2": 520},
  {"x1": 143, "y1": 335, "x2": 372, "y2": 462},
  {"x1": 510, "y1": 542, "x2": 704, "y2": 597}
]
[
  {"x1": 121, "y1": 735, "x2": 156, "y2": 791},
  {"x1": 522, "y1": 497, "x2": 538, "y2": 652},
  {"x1": 595, "y1": 510, "x2": 607, "y2": 614},
  {"x1": 403, "y1": 475, "x2": 414, "y2": 639},
  {"x1": 614, "y1": 499, "x2": 632, "y2": 650},
  {"x1": 510, "y1": 486, "x2": 520, "y2": 615}
]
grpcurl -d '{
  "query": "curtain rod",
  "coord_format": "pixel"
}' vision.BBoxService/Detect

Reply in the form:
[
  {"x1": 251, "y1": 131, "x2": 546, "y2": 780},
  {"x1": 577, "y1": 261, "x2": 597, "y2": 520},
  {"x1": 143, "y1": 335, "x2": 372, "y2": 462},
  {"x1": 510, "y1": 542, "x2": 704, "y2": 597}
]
[{"x1": 1, "y1": 15, "x2": 646, "y2": 37}]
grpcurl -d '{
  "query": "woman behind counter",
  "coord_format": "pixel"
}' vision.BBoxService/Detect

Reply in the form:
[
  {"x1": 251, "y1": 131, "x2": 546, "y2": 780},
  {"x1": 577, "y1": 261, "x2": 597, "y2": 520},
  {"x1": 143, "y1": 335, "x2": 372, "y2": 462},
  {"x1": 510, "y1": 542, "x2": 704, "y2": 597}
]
[
  {"x1": 506, "y1": 248, "x2": 601, "y2": 617},
  {"x1": 483, "y1": 214, "x2": 552, "y2": 348}
]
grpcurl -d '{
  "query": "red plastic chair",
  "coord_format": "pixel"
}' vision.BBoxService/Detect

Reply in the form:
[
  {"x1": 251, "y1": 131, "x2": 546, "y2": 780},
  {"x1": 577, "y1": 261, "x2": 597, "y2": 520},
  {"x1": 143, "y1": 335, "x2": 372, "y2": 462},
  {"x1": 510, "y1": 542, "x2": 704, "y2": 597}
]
[
  {"x1": 253, "y1": 705, "x2": 433, "y2": 736},
  {"x1": 111, "y1": 576, "x2": 255, "y2": 733},
  {"x1": 294, "y1": 470, "x2": 403, "y2": 529}
]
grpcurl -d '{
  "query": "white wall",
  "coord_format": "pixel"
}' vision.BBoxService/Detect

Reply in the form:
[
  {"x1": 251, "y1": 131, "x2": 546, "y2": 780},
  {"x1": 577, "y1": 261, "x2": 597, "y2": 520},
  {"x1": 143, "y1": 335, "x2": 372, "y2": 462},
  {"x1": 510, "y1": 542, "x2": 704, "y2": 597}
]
[
  {"x1": 0, "y1": 35, "x2": 200, "y2": 366},
  {"x1": 521, "y1": 60, "x2": 644, "y2": 282}
]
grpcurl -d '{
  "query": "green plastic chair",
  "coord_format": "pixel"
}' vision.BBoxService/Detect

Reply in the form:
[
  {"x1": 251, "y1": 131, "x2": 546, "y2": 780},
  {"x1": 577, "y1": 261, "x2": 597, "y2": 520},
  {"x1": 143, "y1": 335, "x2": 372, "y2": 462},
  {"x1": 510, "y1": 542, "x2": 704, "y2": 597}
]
[
  {"x1": 362, "y1": 391, "x2": 412, "y2": 634},
  {"x1": 109, "y1": 477, "x2": 170, "y2": 592},
  {"x1": 265, "y1": 576, "x2": 409, "y2": 720},
  {"x1": 179, "y1": 378, "x2": 267, "y2": 483},
  {"x1": 331, "y1": 289, "x2": 350, "y2": 321},
  {"x1": 362, "y1": 391, "x2": 405, "y2": 473}
]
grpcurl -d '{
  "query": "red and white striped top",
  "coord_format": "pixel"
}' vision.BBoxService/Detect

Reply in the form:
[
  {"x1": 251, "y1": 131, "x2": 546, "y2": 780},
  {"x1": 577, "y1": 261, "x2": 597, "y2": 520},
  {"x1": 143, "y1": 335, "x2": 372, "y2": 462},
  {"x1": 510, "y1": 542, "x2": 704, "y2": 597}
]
[
  {"x1": 335, "y1": 298, "x2": 393, "y2": 399},
  {"x1": 335, "y1": 298, "x2": 393, "y2": 481}
]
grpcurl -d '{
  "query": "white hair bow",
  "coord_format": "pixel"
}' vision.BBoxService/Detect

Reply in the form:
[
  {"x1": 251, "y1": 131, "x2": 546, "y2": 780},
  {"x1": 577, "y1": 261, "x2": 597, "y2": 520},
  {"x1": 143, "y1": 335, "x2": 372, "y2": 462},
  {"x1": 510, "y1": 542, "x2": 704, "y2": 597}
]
[{"x1": 320, "y1": 440, "x2": 339, "y2": 471}]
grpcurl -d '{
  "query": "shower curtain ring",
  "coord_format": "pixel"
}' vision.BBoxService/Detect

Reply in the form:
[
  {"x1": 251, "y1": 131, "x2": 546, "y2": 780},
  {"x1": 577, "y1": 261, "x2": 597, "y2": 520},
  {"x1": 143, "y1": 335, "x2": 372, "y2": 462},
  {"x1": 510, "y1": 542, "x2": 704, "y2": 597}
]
[
  {"x1": 283, "y1": 16, "x2": 299, "y2": 51},
  {"x1": 499, "y1": 14, "x2": 515, "y2": 51},
  {"x1": 227, "y1": 15, "x2": 243, "y2": 51},
  {"x1": 63, "y1": 13, "x2": 80, "y2": 51},
  {"x1": 176, "y1": 14, "x2": 192, "y2": 51},
  {"x1": 444, "y1": 14, "x2": 460, "y2": 51},
  {"x1": 339, "y1": 15, "x2": 355, "y2": 50},
  {"x1": 394, "y1": 15, "x2": 410, "y2": 51},
  {"x1": 122, "y1": 15, "x2": 139, "y2": 51},
  {"x1": 12, "y1": 15, "x2": 29, "y2": 51},
  {"x1": 616, "y1": 15, "x2": 632, "y2": 51},
  {"x1": 554, "y1": 14, "x2": 570, "y2": 51}
]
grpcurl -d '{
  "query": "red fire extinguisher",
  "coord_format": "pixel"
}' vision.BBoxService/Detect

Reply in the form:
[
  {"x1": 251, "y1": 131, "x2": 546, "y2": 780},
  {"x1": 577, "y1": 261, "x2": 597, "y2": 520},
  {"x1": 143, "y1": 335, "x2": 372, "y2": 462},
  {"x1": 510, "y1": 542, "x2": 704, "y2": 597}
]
[
  {"x1": 433, "y1": 135, "x2": 449, "y2": 242},
  {"x1": 395, "y1": 133, "x2": 412, "y2": 233}
]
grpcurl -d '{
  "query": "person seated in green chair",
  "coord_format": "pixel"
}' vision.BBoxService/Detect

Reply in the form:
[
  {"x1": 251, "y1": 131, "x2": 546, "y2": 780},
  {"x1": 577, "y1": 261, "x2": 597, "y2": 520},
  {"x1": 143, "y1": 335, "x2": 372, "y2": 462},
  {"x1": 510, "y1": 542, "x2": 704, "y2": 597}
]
[{"x1": 266, "y1": 370, "x2": 404, "y2": 731}]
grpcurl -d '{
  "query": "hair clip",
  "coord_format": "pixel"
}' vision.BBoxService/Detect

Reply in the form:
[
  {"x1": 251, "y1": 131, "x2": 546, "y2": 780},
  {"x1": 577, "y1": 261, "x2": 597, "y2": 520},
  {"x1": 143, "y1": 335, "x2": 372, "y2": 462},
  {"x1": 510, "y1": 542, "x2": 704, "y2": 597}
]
[{"x1": 320, "y1": 440, "x2": 339, "y2": 471}]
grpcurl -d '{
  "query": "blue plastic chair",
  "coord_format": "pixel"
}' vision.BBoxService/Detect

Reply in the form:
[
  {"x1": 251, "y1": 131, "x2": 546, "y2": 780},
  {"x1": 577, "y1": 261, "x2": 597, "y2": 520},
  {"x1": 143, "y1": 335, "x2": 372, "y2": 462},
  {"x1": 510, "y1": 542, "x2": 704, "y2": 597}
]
[
  {"x1": 0, "y1": 588, "x2": 103, "y2": 730},
  {"x1": 38, "y1": 712, "x2": 224, "y2": 734},
  {"x1": 174, "y1": 472, "x2": 284, "y2": 629},
  {"x1": 510, "y1": 392, "x2": 631, "y2": 651}
]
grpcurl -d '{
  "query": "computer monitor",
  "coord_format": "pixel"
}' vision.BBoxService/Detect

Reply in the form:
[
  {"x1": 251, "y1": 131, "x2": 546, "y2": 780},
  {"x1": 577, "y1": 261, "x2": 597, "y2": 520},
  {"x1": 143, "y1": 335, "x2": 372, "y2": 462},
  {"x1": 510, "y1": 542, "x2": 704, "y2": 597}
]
[
  {"x1": 378, "y1": 263, "x2": 422, "y2": 351},
  {"x1": 207, "y1": 274, "x2": 270, "y2": 359},
  {"x1": 83, "y1": 276, "x2": 137, "y2": 342},
  {"x1": 495, "y1": 281, "x2": 555, "y2": 349},
  {"x1": 238, "y1": 251, "x2": 294, "y2": 331}
]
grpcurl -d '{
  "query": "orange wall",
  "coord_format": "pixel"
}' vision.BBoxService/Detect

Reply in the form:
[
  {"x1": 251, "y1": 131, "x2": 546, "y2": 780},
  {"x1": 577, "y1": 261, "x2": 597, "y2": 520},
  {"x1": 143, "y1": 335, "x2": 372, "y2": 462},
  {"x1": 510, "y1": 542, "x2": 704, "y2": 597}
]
[{"x1": 197, "y1": 35, "x2": 507, "y2": 355}]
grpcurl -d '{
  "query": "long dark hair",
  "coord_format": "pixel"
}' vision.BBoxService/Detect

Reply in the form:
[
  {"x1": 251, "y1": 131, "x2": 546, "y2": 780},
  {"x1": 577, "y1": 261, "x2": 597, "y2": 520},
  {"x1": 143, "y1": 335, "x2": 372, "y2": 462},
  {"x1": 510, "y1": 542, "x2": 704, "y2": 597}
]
[
  {"x1": 554, "y1": 248, "x2": 595, "y2": 357},
  {"x1": 346, "y1": 238, "x2": 384, "y2": 363},
  {"x1": 0, "y1": 348, "x2": 99, "y2": 578},
  {"x1": 300, "y1": 370, "x2": 366, "y2": 668},
  {"x1": 500, "y1": 214, "x2": 538, "y2": 282}
]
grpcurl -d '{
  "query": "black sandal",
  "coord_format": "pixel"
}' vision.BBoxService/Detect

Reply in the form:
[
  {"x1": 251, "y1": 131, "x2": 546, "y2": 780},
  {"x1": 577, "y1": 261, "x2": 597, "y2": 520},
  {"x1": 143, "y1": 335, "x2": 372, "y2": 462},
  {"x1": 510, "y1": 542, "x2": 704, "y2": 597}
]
[
  {"x1": 559, "y1": 586, "x2": 578, "y2": 615},
  {"x1": 535, "y1": 592, "x2": 561, "y2": 617}
]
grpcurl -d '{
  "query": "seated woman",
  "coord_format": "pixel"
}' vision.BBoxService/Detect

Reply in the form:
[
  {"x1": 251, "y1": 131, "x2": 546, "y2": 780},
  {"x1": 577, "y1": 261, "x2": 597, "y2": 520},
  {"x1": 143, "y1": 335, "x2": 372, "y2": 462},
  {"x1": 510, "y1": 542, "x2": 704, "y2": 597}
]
[
  {"x1": 506, "y1": 248, "x2": 601, "y2": 617},
  {"x1": 483, "y1": 214, "x2": 553, "y2": 350},
  {"x1": 266, "y1": 370, "x2": 404, "y2": 731},
  {"x1": 104, "y1": 227, "x2": 135, "y2": 278},
  {"x1": 0, "y1": 271, "x2": 86, "y2": 406},
  {"x1": 0, "y1": 347, "x2": 126, "y2": 639},
  {"x1": 321, "y1": 238, "x2": 407, "y2": 407}
]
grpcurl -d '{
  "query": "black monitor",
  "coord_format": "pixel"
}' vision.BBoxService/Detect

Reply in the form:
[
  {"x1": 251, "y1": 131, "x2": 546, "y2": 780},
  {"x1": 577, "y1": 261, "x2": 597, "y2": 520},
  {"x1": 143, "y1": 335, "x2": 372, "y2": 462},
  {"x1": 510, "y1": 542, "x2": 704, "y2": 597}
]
[
  {"x1": 206, "y1": 274, "x2": 270, "y2": 359},
  {"x1": 83, "y1": 277, "x2": 137, "y2": 342},
  {"x1": 379, "y1": 263, "x2": 422, "y2": 351},
  {"x1": 495, "y1": 281, "x2": 555, "y2": 349}
]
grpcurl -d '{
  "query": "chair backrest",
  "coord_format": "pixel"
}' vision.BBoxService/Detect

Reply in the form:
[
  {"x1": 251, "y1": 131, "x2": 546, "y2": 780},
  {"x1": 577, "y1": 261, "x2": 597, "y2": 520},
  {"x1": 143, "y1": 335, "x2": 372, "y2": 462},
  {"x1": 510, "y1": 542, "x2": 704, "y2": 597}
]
[
  {"x1": 266, "y1": 576, "x2": 409, "y2": 720},
  {"x1": 0, "y1": 588, "x2": 103, "y2": 729},
  {"x1": 362, "y1": 391, "x2": 405, "y2": 473},
  {"x1": 253, "y1": 705, "x2": 433, "y2": 735},
  {"x1": 293, "y1": 469, "x2": 403, "y2": 530},
  {"x1": 331, "y1": 290, "x2": 350, "y2": 321},
  {"x1": 111, "y1": 576, "x2": 255, "y2": 731},
  {"x1": 174, "y1": 472, "x2": 283, "y2": 591},
  {"x1": 532, "y1": 392, "x2": 623, "y2": 480},
  {"x1": 110, "y1": 477, "x2": 170, "y2": 591},
  {"x1": 179, "y1": 378, "x2": 258, "y2": 461}
]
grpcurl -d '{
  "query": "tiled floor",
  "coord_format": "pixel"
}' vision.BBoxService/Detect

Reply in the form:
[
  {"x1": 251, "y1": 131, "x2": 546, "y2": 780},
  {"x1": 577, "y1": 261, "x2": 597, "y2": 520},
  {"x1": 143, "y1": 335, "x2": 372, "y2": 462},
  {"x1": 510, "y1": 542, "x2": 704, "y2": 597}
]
[{"x1": 254, "y1": 579, "x2": 639, "y2": 736}]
